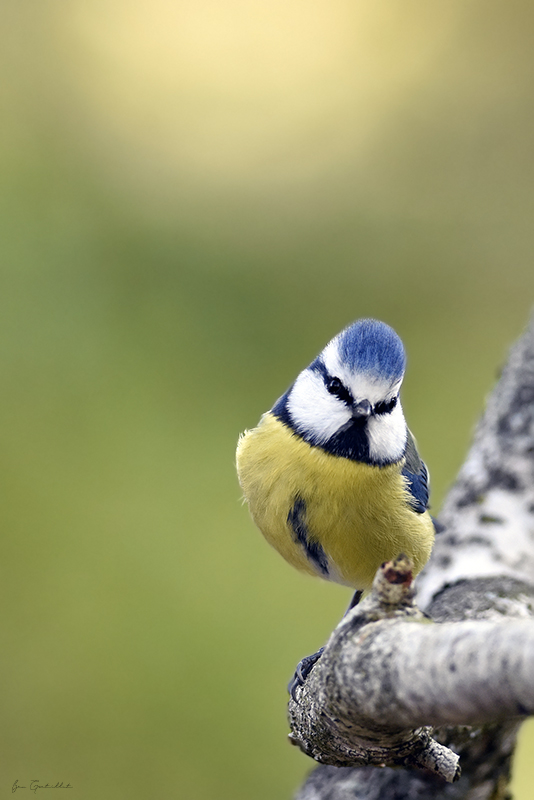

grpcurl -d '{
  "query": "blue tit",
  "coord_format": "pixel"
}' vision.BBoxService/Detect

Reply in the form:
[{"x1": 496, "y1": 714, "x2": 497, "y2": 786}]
[{"x1": 236, "y1": 319, "x2": 435, "y2": 598}]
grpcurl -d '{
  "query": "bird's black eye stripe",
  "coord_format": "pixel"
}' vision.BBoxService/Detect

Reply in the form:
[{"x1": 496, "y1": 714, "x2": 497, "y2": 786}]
[
  {"x1": 374, "y1": 396, "x2": 398, "y2": 415},
  {"x1": 326, "y1": 376, "x2": 353, "y2": 405}
]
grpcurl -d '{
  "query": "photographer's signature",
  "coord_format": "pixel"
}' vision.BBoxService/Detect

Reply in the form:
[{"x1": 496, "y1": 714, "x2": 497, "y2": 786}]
[{"x1": 12, "y1": 780, "x2": 72, "y2": 794}]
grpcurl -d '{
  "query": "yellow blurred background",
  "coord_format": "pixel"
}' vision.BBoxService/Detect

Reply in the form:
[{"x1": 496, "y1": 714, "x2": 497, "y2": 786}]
[{"x1": 1, "y1": 1, "x2": 534, "y2": 797}]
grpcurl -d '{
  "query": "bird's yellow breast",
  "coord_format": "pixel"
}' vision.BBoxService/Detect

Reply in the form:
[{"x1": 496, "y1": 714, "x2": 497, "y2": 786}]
[{"x1": 236, "y1": 412, "x2": 434, "y2": 590}]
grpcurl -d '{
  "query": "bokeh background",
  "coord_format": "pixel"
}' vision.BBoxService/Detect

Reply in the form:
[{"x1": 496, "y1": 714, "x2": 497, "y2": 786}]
[{"x1": 1, "y1": 1, "x2": 534, "y2": 798}]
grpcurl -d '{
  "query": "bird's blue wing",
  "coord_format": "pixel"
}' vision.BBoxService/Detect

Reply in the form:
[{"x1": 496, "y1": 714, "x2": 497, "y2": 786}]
[{"x1": 402, "y1": 429, "x2": 430, "y2": 514}]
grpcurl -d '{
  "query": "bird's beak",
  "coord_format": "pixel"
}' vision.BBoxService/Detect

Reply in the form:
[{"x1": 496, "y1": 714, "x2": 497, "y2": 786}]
[{"x1": 351, "y1": 399, "x2": 372, "y2": 420}]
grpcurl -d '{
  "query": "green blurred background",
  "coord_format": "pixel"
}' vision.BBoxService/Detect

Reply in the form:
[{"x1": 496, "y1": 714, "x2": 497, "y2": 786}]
[{"x1": 1, "y1": 1, "x2": 534, "y2": 797}]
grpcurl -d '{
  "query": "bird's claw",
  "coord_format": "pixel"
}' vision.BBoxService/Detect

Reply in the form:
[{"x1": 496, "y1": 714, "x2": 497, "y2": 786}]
[{"x1": 288, "y1": 647, "x2": 325, "y2": 701}]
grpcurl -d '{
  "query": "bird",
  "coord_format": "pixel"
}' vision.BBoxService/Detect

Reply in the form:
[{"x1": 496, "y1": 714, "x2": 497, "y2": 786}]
[{"x1": 236, "y1": 319, "x2": 436, "y2": 692}]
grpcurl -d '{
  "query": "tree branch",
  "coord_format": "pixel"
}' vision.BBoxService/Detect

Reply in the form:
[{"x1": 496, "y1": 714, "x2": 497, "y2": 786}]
[
  {"x1": 291, "y1": 314, "x2": 534, "y2": 800},
  {"x1": 418, "y1": 311, "x2": 534, "y2": 609}
]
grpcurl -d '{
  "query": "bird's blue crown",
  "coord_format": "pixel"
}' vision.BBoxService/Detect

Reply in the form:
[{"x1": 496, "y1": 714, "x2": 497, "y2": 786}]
[{"x1": 335, "y1": 319, "x2": 406, "y2": 381}]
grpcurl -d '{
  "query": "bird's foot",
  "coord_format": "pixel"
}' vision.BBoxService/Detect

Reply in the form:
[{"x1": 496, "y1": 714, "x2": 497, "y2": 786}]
[
  {"x1": 288, "y1": 647, "x2": 325, "y2": 701},
  {"x1": 346, "y1": 588, "x2": 363, "y2": 613}
]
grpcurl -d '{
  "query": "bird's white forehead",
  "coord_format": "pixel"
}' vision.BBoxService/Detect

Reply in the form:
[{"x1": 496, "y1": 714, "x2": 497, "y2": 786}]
[{"x1": 322, "y1": 340, "x2": 403, "y2": 403}]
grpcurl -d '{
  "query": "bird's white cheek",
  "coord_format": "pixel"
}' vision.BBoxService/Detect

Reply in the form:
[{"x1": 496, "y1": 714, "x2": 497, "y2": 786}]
[
  {"x1": 367, "y1": 404, "x2": 407, "y2": 463},
  {"x1": 287, "y1": 370, "x2": 349, "y2": 443}
]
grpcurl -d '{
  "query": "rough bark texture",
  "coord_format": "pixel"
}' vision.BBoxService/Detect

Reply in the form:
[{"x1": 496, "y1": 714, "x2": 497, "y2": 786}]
[{"x1": 293, "y1": 315, "x2": 534, "y2": 800}]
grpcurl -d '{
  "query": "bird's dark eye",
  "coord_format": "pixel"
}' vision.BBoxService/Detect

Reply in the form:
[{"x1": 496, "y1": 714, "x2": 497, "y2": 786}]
[
  {"x1": 374, "y1": 396, "x2": 398, "y2": 415},
  {"x1": 327, "y1": 377, "x2": 342, "y2": 394},
  {"x1": 326, "y1": 377, "x2": 352, "y2": 405}
]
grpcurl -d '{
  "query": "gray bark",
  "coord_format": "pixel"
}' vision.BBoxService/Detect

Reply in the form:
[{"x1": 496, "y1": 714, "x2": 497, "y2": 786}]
[{"x1": 292, "y1": 314, "x2": 534, "y2": 800}]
